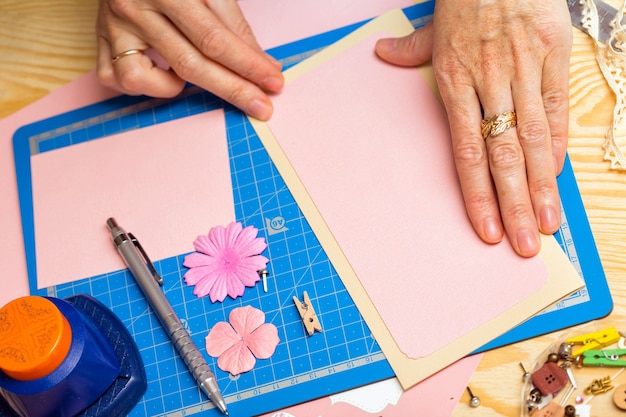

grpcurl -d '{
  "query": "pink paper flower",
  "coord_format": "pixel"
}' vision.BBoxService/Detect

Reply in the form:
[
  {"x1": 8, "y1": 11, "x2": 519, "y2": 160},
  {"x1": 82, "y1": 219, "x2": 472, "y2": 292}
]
[
  {"x1": 183, "y1": 222, "x2": 269, "y2": 302},
  {"x1": 206, "y1": 305, "x2": 279, "y2": 375}
]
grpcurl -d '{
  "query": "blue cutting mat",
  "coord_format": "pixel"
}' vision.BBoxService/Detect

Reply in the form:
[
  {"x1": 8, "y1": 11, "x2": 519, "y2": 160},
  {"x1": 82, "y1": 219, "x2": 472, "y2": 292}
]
[
  {"x1": 15, "y1": 95, "x2": 393, "y2": 417},
  {"x1": 11, "y1": 2, "x2": 611, "y2": 416},
  {"x1": 10, "y1": 5, "x2": 437, "y2": 415}
]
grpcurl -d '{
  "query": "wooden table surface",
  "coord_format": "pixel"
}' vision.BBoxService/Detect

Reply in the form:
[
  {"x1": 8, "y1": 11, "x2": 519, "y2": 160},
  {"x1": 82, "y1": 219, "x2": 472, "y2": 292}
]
[{"x1": 1, "y1": 2, "x2": 624, "y2": 416}]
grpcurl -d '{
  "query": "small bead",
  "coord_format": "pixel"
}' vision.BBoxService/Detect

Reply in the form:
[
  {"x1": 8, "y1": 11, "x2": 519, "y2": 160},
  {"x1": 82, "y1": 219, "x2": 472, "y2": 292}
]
[
  {"x1": 547, "y1": 352, "x2": 559, "y2": 363},
  {"x1": 467, "y1": 386, "x2": 480, "y2": 408},
  {"x1": 529, "y1": 388, "x2": 542, "y2": 403},
  {"x1": 558, "y1": 342, "x2": 572, "y2": 360},
  {"x1": 575, "y1": 395, "x2": 584, "y2": 404}
]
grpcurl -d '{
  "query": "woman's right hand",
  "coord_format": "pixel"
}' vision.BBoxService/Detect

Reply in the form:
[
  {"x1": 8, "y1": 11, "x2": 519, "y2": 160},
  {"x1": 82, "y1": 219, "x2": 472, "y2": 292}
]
[{"x1": 96, "y1": 0, "x2": 284, "y2": 120}]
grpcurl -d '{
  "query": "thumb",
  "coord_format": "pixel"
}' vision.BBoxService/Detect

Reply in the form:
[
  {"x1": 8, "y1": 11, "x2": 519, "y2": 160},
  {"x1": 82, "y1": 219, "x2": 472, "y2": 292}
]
[{"x1": 375, "y1": 22, "x2": 434, "y2": 67}]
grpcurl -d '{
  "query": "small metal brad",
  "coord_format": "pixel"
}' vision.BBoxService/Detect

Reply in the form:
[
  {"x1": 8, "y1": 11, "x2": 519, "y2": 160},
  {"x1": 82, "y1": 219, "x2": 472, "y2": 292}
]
[
  {"x1": 520, "y1": 362, "x2": 531, "y2": 382},
  {"x1": 293, "y1": 291, "x2": 322, "y2": 336},
  {"x1": 584, "y1": 376, "x2": 613, "y2": 395},
  {"x1": 466, "y1": 386, "x2": 480, "y2": 408},
  {"x1": 558, "y1": 342, "x2": 573, "y2": 360},
  {"x1": 258, "y1": 268, "x2": 269, "y2": 293}
]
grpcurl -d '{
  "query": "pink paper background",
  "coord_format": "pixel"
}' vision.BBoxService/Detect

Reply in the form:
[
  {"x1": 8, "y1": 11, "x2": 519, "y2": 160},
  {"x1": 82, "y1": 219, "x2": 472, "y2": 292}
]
[
  {"x1": 0, "y1": 0, "x2": 416, "y2": 307},
  {"x1": 239, "y1": 0, "x2": 413, "y2": 50},
  {"x1": 0, "y1": 3, "x2": 479, "y2": 416},
  {"x1": 0, "y1": 72, "x2": 117, "y2": 306},
  {"x1": 264, "y1": 355, "x2": 482, "y2": 417},
  {"x1": 30, "y1": 110, "x2": 234, "y2": 288},
  {"x1": 267, "y1": 33, "x2": 549, "y2": 359}
]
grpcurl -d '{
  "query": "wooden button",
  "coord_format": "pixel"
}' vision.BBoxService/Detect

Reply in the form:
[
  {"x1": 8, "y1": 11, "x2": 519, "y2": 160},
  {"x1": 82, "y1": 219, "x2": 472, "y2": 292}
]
[
  {"x1": 613, "y1": 384, "x2": 626, "y2": 410},
  {"x1": 531, "y1": 362, "x2": 569, "y2": 396},
  {"x1": 532, "y1": 401, "x2": 565, "y2": 417}
]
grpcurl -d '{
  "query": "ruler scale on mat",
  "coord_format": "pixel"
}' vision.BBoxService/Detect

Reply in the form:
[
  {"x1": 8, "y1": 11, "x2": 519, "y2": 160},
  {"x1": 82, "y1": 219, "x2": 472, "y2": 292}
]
[{"x1": 11, "y1": 2, "x2": 610, "y2": 416}]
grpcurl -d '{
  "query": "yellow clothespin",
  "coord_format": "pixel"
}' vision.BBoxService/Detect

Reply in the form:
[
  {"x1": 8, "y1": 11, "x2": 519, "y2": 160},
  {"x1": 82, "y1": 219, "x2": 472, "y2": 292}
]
[
  {"x1": 566, "y1": 327, "x2": 620, "y2": 358},
  {"x1": 293, "y1": 291, "x2": 322, "y2": 336}
]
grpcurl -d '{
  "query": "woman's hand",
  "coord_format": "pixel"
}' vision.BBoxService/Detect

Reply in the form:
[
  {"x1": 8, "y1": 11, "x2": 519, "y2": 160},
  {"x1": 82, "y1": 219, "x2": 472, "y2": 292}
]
[
  {"x1": 96, "y1": 0, "x2": 284, "y2": 120},
  {"x1": 376, "y1": 0, "x2": 572, "y2": 257}
]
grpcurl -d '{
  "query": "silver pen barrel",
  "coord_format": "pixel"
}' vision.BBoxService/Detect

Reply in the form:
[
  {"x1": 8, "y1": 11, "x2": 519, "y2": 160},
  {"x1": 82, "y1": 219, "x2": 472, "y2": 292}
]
[
  {"x1": 170, "y1": 321, "x2": 223, "y2": 401},
  {"x1": 106, "y1": 218, "x2": 228, "y2": 415}
]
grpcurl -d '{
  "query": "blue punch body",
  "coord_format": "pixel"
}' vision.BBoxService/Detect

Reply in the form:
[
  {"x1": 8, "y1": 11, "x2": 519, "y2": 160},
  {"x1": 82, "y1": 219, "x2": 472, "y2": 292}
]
[{"x1": 0, "y1": 295, "x2": 146, "y2": 417}]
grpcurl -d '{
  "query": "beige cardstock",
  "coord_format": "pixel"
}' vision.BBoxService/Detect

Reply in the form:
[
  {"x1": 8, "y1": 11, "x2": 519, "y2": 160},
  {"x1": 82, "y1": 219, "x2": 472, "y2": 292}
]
[{"x1": 250, "y1": 9, "x2": 584, "y2": 389}]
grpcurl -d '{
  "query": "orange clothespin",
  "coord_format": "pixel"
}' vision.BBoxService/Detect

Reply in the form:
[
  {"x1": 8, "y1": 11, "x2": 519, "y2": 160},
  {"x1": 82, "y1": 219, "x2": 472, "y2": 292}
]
[
  {"x1": 293, "y1": 291, "x2": 322, "y2": 336},
  {"x1": 566, "y1": 327, "x2": 621, "y2": 358}
]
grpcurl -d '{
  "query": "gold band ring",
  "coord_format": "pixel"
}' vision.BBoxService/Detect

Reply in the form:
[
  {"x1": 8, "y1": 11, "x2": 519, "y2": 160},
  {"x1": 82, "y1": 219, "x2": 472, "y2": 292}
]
[
  {"x1": 481, "y1": 111, "x2": 517, "y2": 140},
  {"x1": 112, "y1": 49, "x2": 144, "y2": 64}
]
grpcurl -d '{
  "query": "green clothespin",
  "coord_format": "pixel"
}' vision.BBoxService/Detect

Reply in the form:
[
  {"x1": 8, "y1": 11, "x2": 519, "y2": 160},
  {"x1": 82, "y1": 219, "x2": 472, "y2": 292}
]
[{"x1": 579, "y1": 348, "x2": 626, "y2": 367}]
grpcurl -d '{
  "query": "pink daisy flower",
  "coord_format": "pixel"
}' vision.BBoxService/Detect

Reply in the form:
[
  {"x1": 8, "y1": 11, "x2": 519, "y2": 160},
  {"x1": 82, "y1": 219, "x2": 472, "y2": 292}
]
[
  {"x1": 206, "y1": 305, "x2": 280, "y2": 375},
  {"x1": 183, "y1": 222, "x2": 269, "y2": 302}
]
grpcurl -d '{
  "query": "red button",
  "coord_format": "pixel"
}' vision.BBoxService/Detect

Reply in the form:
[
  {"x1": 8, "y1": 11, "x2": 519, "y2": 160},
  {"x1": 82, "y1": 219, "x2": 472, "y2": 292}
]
[{"x1": 531, "y1": 362, "x2": 569, "y2": 396}]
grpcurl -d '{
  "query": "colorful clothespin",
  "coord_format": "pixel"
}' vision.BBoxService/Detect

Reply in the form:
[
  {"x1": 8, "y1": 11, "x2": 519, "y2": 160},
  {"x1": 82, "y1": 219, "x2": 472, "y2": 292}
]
[
  {"x1": 578, "y1": 349, "x2": 626, "y2": 367},
  {"x1": 293, "y1": 291, "x2": 322, "y2": 336},
  {"x1": 566, "y1": 327, "x2": 621, "y2": 357}
]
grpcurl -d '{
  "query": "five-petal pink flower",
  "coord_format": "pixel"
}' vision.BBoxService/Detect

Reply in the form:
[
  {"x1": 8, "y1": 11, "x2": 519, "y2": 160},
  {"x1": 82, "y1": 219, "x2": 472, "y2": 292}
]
[
  {"x1": 206, "y1": 305, "x2": 280, "y2": 375},
  {"x1": 183, "y1": 222, "x2": 269, "y2": 302}
]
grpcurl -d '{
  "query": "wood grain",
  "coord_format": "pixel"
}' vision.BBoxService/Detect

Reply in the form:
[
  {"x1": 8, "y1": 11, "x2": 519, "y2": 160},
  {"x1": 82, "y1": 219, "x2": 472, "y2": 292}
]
[
  {"x1": 1, "y1": 1, "x2": 624, "y2": 416},
  {"x1": 0, "y1": 0, "x2": 98, "y2": 118}
]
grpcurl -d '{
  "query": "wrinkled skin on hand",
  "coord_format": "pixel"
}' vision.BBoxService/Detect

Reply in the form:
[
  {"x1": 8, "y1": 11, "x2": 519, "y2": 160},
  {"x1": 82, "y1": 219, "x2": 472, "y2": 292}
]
[
  {"x1": 96, "y1": 0, "x2": 284, "y2": 120},
  {"x1": 376, "y1": 0, "x2": 572, "y2": 257}
]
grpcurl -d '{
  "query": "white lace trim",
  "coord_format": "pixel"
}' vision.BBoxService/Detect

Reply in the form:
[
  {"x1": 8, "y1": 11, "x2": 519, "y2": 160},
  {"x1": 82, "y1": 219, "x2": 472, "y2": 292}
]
[{"x1": 581, "y1": 0, "x2": 626, "y2": 170}]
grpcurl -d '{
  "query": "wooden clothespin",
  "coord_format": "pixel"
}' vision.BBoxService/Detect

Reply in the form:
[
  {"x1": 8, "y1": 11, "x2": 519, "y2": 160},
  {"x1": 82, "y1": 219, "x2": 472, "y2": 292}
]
[
  {"x1": 293, "y1": 291, "x2": 322, "y2": 336},
  {"x1": 566, "y1": 327, "x2": 621, "y2": 357},
  {"x1": 579, "y1": 348, "x2": 626, "y2": 367}
]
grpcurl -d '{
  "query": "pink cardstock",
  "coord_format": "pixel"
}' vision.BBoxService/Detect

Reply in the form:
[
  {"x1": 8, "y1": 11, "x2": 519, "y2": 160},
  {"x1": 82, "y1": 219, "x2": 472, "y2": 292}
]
[
  {"x1": 0, "y1": 5, "x2": 480, "y2": 416},
  {"x1": 0, "y1": 0, "x2": 420, "y2": 305},
  {"x1": 0, "y1": 71, "x2": 117, "y2": 307},
  {"x1": 266, "y1": 33, "x2": 549, "y2": 359},
  {"x1": 262, "y1": 354, "x2": 482, "y2": 417},
  {"x1": 30, "y1": 110, "x2": 235, "y2": 288},
  {"x1": 0, "y1": 0, "x2": 416, "y2": 305},
  {"x1": 239, "y1": 0, "x2": 414, "y2": 50}
]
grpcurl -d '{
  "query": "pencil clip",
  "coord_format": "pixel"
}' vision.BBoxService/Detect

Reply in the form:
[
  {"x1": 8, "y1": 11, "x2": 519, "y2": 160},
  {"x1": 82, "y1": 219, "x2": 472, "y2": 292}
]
[
  {"x1": 293, "y1": 291, "x2": 322, "y2": 336},
  {"x1": 128, "y1": 232, "x2": 164, "y2": 286},
  {"x1": 566, "y1": 327, "x2": 620, "y2": 357}
]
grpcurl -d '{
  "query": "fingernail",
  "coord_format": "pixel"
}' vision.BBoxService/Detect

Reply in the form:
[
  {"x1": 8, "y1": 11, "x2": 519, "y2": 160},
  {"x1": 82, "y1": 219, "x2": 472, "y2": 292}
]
[
  {"x1": 540, "y1": 206, "x2": 560, "y2": 233},
  {"x1": 483, "y1": 217, "x2": 502, "y2": 243},
  {"x1": 376, "y1": 38, "x2": 397, "y2": 53},
  {"x1": 248, "y1": 98, "x2": 273, "y2": 121},
  {"x1": 516, "y1": 229, "x2": 539, "y2": 257},
  {"x1": 262, "y1": 75, "x2": 284, "y2": 92}
]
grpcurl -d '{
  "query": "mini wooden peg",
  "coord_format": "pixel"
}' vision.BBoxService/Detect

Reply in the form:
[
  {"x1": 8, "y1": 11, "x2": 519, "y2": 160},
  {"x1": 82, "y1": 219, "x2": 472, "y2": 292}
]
[
  {"x1": 293, "y1": 291, "x2": 322, "y2": 336},
  {"x1": 566, "y1": 327, "x2": 620, "y2": 357}
]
